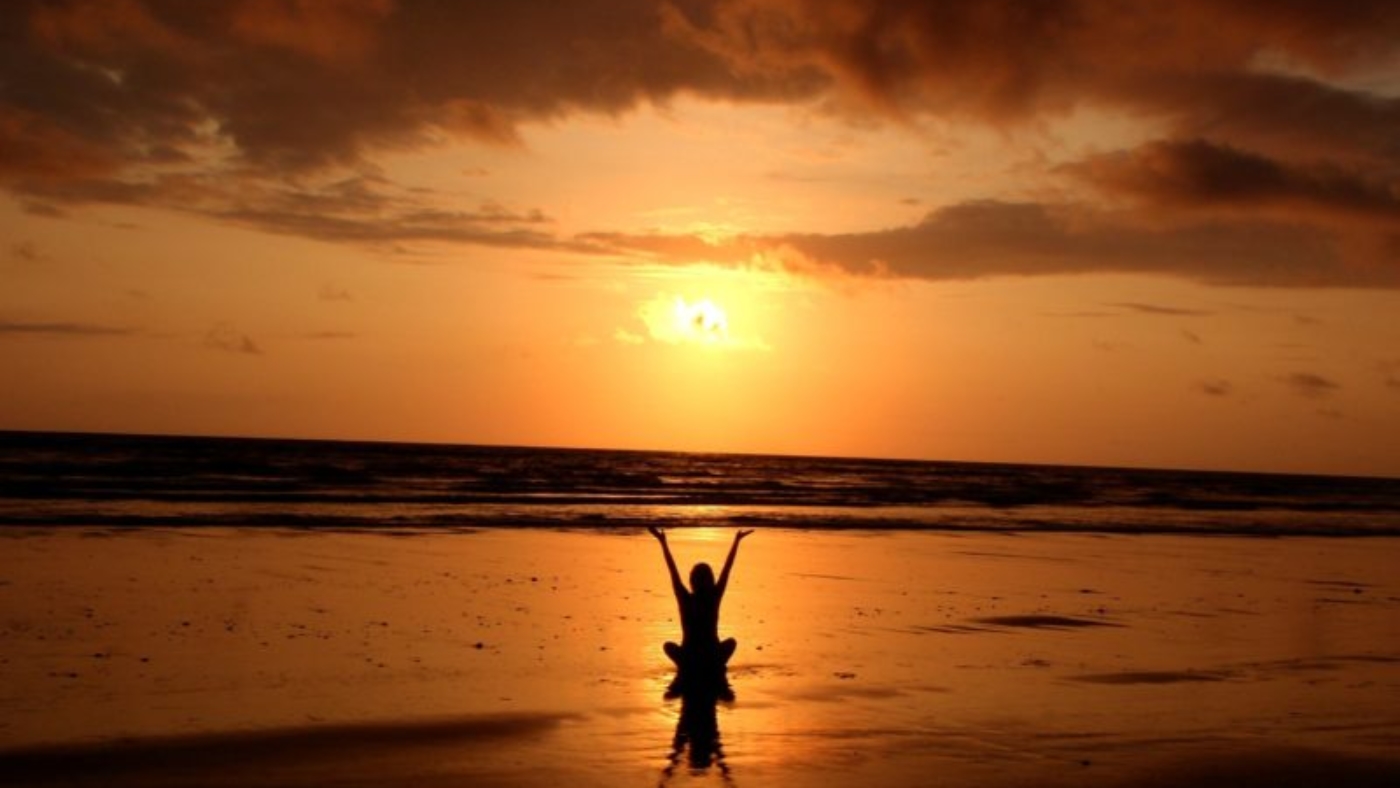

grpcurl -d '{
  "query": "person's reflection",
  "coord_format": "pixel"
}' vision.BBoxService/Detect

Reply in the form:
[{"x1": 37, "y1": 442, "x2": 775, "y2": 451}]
[{"x1": 660, "y1": 675, "x2": 734, "y2": 784}]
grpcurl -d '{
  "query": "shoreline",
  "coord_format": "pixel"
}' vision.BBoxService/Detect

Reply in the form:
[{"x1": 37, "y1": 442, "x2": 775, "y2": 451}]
[{"x1": 6, "y1": 517, "x2": 1400, "y2": 536}]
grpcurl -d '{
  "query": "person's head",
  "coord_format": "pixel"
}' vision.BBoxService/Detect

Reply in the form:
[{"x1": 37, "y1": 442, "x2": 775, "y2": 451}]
[{"x1": 690, "y1": 562, "x2": 715, "y2": 594}]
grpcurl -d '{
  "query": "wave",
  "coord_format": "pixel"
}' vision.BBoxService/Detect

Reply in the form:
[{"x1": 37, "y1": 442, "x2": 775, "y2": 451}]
[{"x1": 3, "y1": 431, "x2": 1399, "y2": 536}]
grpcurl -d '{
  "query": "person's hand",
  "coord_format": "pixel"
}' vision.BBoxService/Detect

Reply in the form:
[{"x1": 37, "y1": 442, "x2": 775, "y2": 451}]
[
  {"x1": 736, "y1": 528, "x2": 754, "y2": 542},
  {"x1": 648, "y1": 525, "x2": 667, "y2": 542}
]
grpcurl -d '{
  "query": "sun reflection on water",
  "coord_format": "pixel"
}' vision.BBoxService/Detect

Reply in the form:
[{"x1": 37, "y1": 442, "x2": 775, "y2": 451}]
[{"x1": 679, "y1": 523, "x2": 729, "y2": 543}]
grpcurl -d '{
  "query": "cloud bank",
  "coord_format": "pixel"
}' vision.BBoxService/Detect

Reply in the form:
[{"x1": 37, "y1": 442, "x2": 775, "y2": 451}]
[
  {"x1": 3, "y1": 0, "x2": 1399, "y2": 285},
  {"x1": 590, "y1": 200, "x2": 1380, "y2": 287}
]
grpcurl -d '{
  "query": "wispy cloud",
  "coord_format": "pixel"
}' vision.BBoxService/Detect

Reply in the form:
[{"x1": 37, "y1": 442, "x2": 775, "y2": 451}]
[
  {"x1": 1109, "y1": 302, "x2": 1213, "y2": 317},
  {"x1": 204, "y1": 323, "x2": 262, "y2": 355},
  {"x1": 1045, "y1": 310, "x2": 1116, "y2": 319},
  {"x1": 1381, "y1": 361, "x2": 1400, "y2": 392},
  {"x1": 1197, "y1": 379, "x2": 1232, "y2": 397},
  {"x1": 1280, "y1": 372, "x2": 1340, "y2": 399},
  {"x1": 18, "y1": 170, "x2": 584, "y2": 254},
  {"x1": 318, "y1": 283, "x2": 354, "y2": 303},
  {"x1": 0, "y1": 319, "x2": 133, "y2": 337},
  {"x1": 9, "y1": 242, "x2": 44, "y2": 263},
  {"x1": 613, "y1": 328, "x2": 645, "y2": 346}
]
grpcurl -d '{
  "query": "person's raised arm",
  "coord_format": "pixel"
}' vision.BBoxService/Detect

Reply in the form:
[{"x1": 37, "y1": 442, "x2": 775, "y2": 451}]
[
  {"x1": 715, "y1": 529, "x2": 753, "y2": 600},
  {"x1": 649, "y1": 526, "x2": 686, "y2": 600}
]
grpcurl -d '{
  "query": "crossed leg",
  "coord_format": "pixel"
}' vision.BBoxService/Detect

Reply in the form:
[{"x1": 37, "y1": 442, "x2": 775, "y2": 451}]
[{"x1": 664, "y1": 639, "x2": 738, "y2": 667}]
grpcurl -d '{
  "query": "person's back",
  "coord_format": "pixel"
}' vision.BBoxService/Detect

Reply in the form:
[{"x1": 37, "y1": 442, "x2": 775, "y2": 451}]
[{"x1": 678, "y1": 563, "x2": 720, "y2": 651}]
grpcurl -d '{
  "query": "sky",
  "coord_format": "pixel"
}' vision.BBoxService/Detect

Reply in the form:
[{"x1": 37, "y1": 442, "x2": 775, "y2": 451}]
[{"x1": 3, "y1": 0, "x2": 1400, "y2": 477}]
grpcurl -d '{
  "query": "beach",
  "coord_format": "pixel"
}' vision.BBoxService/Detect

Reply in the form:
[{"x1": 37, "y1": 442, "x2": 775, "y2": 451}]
[
  {"x1": 7, "y1": 3, "x2": 1400, "y2": 786},
  {"x1": 2, "y1": 526, "x2": 1399, "y2": 787}
]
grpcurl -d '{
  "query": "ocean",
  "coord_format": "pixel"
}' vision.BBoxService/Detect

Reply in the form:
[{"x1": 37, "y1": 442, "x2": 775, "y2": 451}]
[{"x1": 2, "y1": 430, "x2": 1399, "y2": 535}]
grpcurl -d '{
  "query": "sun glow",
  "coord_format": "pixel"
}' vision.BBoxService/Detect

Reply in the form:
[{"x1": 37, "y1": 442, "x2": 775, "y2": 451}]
[
  {"x1": 674, "y1": 297, "x2": 729, "y2": 343},
  {"x1": 623, "y1": 264, "x2": 790, "y2": 353},
  {"x1": 635, "y1": 291, "x2": 767, "y2": 351}
]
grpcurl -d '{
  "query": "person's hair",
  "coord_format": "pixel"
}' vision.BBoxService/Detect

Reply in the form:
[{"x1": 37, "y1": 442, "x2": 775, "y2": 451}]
[{"x1": 690, "y1": 562, "x2": 715, "y2": 594}]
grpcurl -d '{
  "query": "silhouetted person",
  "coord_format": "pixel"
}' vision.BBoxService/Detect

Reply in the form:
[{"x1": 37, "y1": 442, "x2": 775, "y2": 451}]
[{"x1": 648, "y1": 526, "x2": 752, "y2": 686}]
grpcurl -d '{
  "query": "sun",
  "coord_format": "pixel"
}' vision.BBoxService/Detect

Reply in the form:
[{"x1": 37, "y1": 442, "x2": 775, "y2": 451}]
[
  {"x1": 674, "y1": 297, "x2": 729, "y2": 343},
  {"x1": 629, "y1": 265, "x2": 780, "y2": 352}
]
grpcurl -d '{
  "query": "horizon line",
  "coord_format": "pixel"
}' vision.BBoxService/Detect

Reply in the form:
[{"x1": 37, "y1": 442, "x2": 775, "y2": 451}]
[{"x1": 2, "y1": 427, "x2": 1394, "y2": 483}]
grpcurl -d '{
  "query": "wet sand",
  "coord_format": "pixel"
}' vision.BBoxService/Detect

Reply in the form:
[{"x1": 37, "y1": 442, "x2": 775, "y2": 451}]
[{"x1": 1, "y1": 527, "x2": 1398, "y2": 786}]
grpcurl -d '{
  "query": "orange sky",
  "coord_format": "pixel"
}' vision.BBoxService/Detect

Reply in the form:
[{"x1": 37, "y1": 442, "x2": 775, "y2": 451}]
[{"x1": 3, "y1": 0, "x2": 1400, "y2": 476}]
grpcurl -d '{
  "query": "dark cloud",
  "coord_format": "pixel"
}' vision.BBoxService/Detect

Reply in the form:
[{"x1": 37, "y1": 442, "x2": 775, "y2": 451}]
[
  {"x1": 0, "y1": 318, "x2": 133, "y2": 336},
  {"x1": 701, "y1": 1, "x2": 1400, "y2": 152},
  {"x1": 0, "y1": 0, "x2": 818, "y2": 182},
  {"x1": 1070, "y1": 139, "x2": 1400, "y2": 225},
  {"x1": 204, "y1": 322, "x2": 261, "y2": 355},
  {"x1": 1280, "y1": 371, "x2": 1340, "y2": 399},
  {"x1": 5, "y1": 1, "x2": 1397, "y2": 178},
  {"x1": 217, "y1": 202, "x2": 571, "y2": 250},
  {"x1": 1198, "y1": 379, "x2": 1232, "y2": 397},
  {"x1": 1125, "y1": 71, "x2": 1400, "y2": 170},
  {"x1": 590, "y1": 200, "x2": 1392, "y2": 287},
  {"x1": 3, "y1": 1, "x2": 1400, "y2": 284}
]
